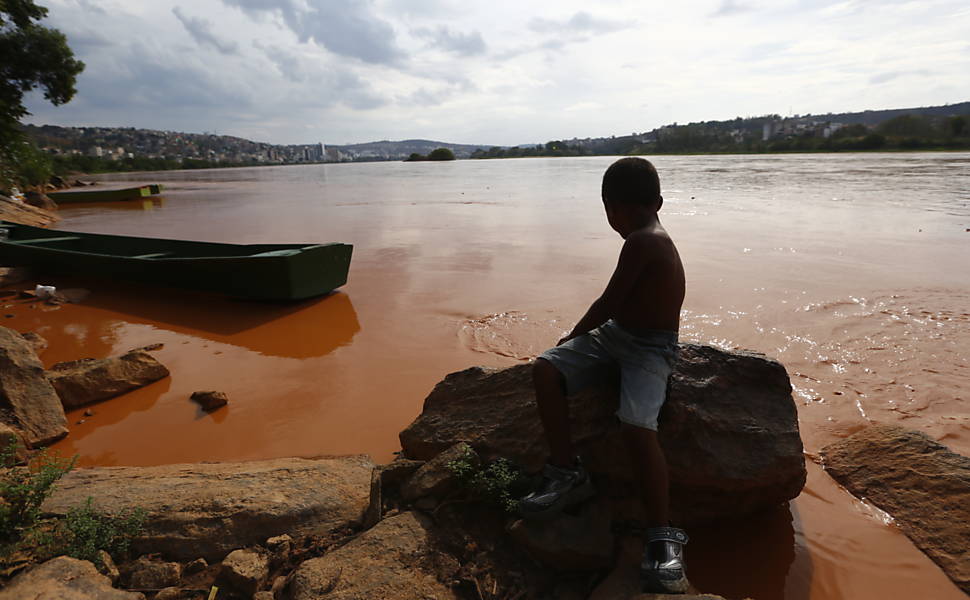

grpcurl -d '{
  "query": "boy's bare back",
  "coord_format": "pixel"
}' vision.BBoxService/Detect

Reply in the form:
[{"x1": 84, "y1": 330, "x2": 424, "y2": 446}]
[{"x1": 613, "y1": 221, "x2": 685, "y2": 335}]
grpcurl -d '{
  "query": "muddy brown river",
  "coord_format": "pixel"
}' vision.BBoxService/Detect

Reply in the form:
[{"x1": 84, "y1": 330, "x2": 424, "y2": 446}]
[{"x1": 11, "y1": 153, "x2": 967, "y2": 599}]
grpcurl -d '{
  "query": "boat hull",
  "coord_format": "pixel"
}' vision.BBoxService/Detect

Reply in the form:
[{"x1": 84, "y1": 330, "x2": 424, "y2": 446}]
[
  {"x1": 48, "y1": 186, "x2": 153, "y2": 203},
  {"x1": 0, "y1": 222, "x2": 352, "y2": 300}
]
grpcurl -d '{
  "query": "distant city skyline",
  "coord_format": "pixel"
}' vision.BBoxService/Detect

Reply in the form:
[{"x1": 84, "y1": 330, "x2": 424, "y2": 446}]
[{"x1": 23, "y1": 0, "x2": 970, "y2": 146}]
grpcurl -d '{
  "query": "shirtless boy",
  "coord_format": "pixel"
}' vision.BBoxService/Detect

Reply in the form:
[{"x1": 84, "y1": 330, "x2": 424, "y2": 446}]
[{"x1": 518, "y1": 157, "x2": 689, "y2": 594}]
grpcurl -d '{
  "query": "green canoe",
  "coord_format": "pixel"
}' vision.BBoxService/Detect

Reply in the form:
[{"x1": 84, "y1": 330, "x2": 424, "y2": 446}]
[
  {"x1": 48, "y1": 186, "x2": 153, "y2": 203},
  {"x1": 0, "y1": 222, "x2": 352, "y2": 300}
]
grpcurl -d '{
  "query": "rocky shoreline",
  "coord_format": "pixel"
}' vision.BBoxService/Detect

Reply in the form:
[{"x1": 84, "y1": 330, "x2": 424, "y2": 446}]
[
  {"x1": 0, "y1": 175, "x2": 96, "y2": 227},
  {"x1": 1, "y1": 313, "x2": 968, "y2": 598}
]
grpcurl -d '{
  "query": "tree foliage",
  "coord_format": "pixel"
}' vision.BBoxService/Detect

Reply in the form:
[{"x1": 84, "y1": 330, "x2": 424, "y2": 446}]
[
  {"x1": 427, "y1": 147, "x2": 455, "y2": 161},
  {"x1": 0, "y1": 0, "x2": 84, "y2": 132},
  {"x1": 404, "y1": 148, "x2": 456, "y2": 161},
  {"x1": 0, "y1": 0, "x2": 84, "y2": 188}
]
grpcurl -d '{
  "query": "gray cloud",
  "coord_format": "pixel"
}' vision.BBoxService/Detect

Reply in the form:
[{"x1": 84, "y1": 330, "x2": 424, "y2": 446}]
[
  {"x1": 385, "y1": 0, "x2": 457, "y2": 19},
  {"x1": 742, "y1": 41, "x2": 791, "y2": 61},
  {"x1": 76, "y1": 0, "x2": 107, "y2": 15},
  {"x1": 412, "y1": 25, "x2": 486, "y2": 56},
  {"x1": 497, "y1": 10, "x2": 631, "y2": 59},
  {"x1": 528, "y1": 11, "x2": 629, "y2": 35},
  {"x1": 172, "y1": 6, "x2": 239, "y2": 55},
  {"x1": 223, "y1": 0, "x2": 405, "y2": 65},
  {"x1": 252, "y1": 41, "x2": 387, "y2": 110},
  {"x1": 254, "y1": 41, "x2": 306, "y2": 81},
  {"x1": 869, "y1": 69, "x2": 932, "y2": 85},
  {"x1": 711, "y1": 1, "x2": 754, "y2": 17}
]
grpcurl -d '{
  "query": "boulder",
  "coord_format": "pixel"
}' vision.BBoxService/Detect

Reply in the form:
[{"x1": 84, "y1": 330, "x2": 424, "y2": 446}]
[
  {"x1": 42, "y1": 456, "x2": 374, "y2": 562},
  {"x1": 0, "y1": 193, "x2": 59, "y2": 226},
  {"x1": 47, "y1": 349, "x2": 170, "y2": 409},
  {"x1": 183, "y1": 557, "x2": 208, "y2": 575},
  {"x1": 127, "y1": 556, "x2": 181, "y2": 589},
  {"x1": 218, "y1": 548, "x2": 270, "y2": 595},
  {"x1": 0, "y1": 422, "x2": 29, "y2": 462},
  {"x1": 401, "y1": 442, "x2": 475, "y2": 501},
  {"x1": 0, "y1": 326, "x2": 68, "y2": 446},
  {"x1": 508, "y1": 499, "x2": 614, "y2": 570},
  {"x1": 24, "y1": 190, "x2": 58, "y2": 211},
  {"x1": 363, "y1": 458, "x2": 424, "y2": 528},
  {"x1": 153, "y1": 589, "x2": 182, "y2": 600},
  {"x1": 400, "y1": 344, "x2": 806, "y2": 524},
  {"x1": 284, "y1": 511, "x2": 460, "y2": 600},
  {"x1": 97, "y1": 549, "x2": 120, "y2": 583},
  {"x1": 1, "y1": 556, "x2": 144, "y2": 599},
  {"x1": 821, "y1": 424, "x2": 970, "y2": 594},
  {"x1": 190, "y1": 390, "x2": 228, "y2": 411},
  {"x1": 266, "y1": 533, "x2": 293, "y2": 557},
  {"x1": 19, "y1": 331, "x2": 47, "y2": 354}
]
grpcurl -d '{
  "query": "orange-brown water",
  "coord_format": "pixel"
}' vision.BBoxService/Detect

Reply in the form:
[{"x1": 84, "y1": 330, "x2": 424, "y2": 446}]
[{"x1": 6, "y1": 154, "x2": 968, "y2": 599}]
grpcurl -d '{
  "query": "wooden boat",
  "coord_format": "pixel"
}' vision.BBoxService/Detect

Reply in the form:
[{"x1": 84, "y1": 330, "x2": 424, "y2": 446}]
[
  {"x1": 48, "y1": 186, "x2": 152, "y2": 203},
  {"x1": 0, "y1": 222, "x2": 352, "y2": 300}
]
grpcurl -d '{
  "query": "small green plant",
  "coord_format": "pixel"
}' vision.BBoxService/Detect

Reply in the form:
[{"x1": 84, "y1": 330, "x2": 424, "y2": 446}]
[
  {"x1": 48, "y1": 497, "x2": 146, "y2": 567},
  {"x1": 447, "y1": 447, "x2": 526, "y2": 513},
  {"x1": 1, "y1": 440, "x2": 145, "y2": 570},
  {"x1": 0, "y1": 439, "x2": 75, "y2": 556}
]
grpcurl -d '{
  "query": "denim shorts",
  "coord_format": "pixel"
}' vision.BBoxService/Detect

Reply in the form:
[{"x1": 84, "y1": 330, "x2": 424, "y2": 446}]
[{"x1": 538, "y1": 319, "x2": 678, "y2": 431}]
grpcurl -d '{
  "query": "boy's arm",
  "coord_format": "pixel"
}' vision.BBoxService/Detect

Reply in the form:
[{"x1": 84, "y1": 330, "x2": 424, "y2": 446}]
[{"x1": 560, "y1": 233, "x2": 650, "y2": 344}]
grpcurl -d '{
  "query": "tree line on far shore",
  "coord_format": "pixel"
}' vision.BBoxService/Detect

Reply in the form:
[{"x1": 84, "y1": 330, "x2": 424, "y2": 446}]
[
  {"x1": 472, "y1": 113, "x2": 970, "y2": 159},
  {"x1": 405, "y1": 148, "x2": 456, "y2": 162}
]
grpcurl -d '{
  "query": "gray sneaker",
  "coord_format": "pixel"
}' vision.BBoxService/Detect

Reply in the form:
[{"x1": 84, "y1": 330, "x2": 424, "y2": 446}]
[
  {"x1": 518, "y1": 460, "x2": 594, "y2": 520},
  {"x1": 641, "y1": 526, "x2": 690, "y2": 594}
]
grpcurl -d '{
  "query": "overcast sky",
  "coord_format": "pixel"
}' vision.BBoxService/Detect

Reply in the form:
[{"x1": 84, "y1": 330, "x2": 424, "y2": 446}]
[{"x1": 22, "y1": 0, "x2": 970, "y2": 146}]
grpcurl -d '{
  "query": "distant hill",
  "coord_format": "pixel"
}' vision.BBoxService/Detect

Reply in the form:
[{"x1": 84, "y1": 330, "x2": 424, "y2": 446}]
[
  {"x1": 796, "y1": 101, "x2": 970, "y2": 127},
  {"x1": 23, "y1": 100, "x2": 969, "y2": 164},
  {"x1": 21, "y1": 124, "x2": 493, "y2": 162},
  {"x1": 327, "y1": 139, "x2": 491, "y2": 159}
]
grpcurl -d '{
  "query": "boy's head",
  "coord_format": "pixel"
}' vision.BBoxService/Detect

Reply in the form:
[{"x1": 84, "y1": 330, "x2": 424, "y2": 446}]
[{"x1": 601, "y1": 157, "x2": 662, "y2": 210}]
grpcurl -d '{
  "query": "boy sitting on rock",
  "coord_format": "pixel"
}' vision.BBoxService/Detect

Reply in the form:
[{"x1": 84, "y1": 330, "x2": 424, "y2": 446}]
[{"x1": 518, "y1": 157, "x2": 689, "y2": 594}]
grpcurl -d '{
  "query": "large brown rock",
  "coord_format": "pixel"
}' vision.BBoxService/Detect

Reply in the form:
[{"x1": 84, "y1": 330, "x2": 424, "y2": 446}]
[
  {"x1": 284, "y1": 511, "x2": 460, "y2": 600},
  {"x1": 127, "y1": 555, "x2": 181, "y2": 589},
  {"x1": 363, "y1": 458, "x2": 424, "y2": 528},
  {"x1": 24, "y1": 190, "x2": 58, "y2": 211},
  {"x1": 47, "y1": 349, "x2": 170, "y2": 409},
  {"x1": 42, "y1": 456, "x2": 374, "y2": 562},
  {"x1": 0, "y1": 326, "x2": 68, "y2": 446},
  {"x1": 401, "y1": 441, "x2": 475, "y2": 501},
  {"x1": 218, "y1": 548, "x2": 270, "y2": 595},
  {"x1": 509, "y1": 499, "x2": 614, "y2": 570},
  {"x1": 19, "y1": 331, "x2": 48, "y2": 355},
  {"x1": 821, "y1": 424, "x2": 970, "y2": 594},
  {"x1": 400, "y1": 344, "x2": 806, "y2": 524},
  {"x1": 0, "y1": 422, "x2": 28, "y2": 462},
  {"x1": 0, "y1": 194, "x2": 59, "y2": 226},
  {"x1": 0, "y1": 556, "x2": 144, "y2": 599}
]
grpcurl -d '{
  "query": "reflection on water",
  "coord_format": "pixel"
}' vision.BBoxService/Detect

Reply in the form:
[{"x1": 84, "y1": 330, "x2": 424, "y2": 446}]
[
  {"x1": 75, "y1": 280, "x2": 360, "y2": 358},
  {"x1": 50, "y1": 197, "x2": 165, "y2": 212},
  {"x1": 689, "y1": 504, "x2": 799, "y2": 600},
  {"x1": 3, "y1": 287, "x2": 361, "y2": 466}
]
